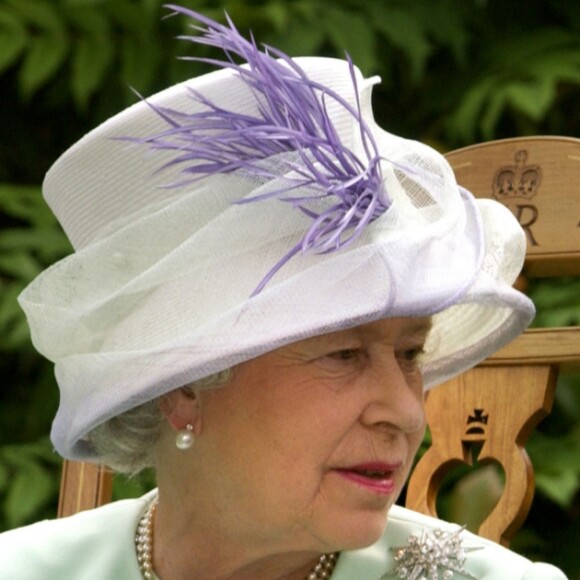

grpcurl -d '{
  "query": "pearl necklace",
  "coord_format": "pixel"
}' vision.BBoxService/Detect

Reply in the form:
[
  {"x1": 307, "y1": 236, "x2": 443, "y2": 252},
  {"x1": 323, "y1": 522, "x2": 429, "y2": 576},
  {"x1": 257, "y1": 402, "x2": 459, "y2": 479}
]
[
  {"x1": 135, "y1": 498, "x2": 157, "y2": 579},
  {"x1": 135, "y1": 497, "x2": 338, "y2": 579}
]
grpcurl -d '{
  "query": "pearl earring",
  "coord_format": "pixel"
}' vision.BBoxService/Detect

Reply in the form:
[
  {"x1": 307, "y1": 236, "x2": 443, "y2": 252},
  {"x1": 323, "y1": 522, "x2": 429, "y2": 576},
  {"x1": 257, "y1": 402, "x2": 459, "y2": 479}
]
[{"x1": 175, "y1": 423, "x2": 194, "y2": 450}]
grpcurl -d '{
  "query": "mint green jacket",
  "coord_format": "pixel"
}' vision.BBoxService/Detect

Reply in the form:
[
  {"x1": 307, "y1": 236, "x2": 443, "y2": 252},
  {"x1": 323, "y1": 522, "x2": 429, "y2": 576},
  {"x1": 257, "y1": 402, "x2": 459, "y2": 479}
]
[{"x1": 0, "y1": 491, "x2": 567, "y2": 579}]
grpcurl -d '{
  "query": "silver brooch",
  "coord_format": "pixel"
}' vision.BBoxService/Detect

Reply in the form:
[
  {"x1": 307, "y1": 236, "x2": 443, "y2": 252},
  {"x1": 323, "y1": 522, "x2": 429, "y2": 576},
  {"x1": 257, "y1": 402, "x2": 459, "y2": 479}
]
[{"x1": 382, "y1": 526, "x2": 481, "y2": 580}]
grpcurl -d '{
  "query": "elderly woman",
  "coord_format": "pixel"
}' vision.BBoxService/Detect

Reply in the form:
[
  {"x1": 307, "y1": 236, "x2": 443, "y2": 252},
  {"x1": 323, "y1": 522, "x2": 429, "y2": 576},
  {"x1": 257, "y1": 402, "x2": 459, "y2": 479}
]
[{"x1": 0, "y1": 6, "x2": 566, "y2": 580}]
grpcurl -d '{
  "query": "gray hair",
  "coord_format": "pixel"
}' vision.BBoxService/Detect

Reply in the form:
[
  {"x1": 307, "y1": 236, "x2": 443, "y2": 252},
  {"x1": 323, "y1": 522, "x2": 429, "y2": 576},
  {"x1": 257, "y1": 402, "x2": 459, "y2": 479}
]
[{"x1": 87, "y1": 369, "x2": 232, "y2": 475}]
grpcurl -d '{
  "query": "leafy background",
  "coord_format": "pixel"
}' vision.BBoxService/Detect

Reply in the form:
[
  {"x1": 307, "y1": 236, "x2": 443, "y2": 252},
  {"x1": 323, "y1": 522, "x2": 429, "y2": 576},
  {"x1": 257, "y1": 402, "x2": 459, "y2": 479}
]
[{"x1": 1, "y1": 0, "x2": 579, "y2": 576}]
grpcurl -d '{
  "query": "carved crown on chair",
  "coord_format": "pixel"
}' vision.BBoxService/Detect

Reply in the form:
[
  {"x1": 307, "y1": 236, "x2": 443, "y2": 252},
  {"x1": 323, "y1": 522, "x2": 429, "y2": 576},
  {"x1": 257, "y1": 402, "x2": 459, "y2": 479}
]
[{"x1": 492, "y1": 150, "x2": 542, "y2": 200}]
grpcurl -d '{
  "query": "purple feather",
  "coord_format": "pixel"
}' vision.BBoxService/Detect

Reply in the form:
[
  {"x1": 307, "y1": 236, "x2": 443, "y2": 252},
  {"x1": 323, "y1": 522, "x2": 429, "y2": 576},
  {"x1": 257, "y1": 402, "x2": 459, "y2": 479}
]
[{"x1": 139, "y1": 5, "x2": 390, "y2": 294}]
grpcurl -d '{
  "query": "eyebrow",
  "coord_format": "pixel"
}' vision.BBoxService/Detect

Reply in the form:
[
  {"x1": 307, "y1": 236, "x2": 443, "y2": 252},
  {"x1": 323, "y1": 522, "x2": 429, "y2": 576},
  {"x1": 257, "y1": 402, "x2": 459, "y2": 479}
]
[
  {"x1": 298, "y1": 318, "x2": 434, "y2": 351},
  {"x1": 356, "y1": 318, "x2": 433, "y2": 344}
]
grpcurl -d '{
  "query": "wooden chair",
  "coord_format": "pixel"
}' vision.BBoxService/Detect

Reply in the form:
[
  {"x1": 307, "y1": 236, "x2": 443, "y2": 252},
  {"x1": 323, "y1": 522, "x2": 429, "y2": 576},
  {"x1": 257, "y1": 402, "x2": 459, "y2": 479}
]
[
  {"x1": 59, "y1": 137, "x2": 580, "y2": 547},
  {"x1": 58, "y1": 459, "x2": 112, "y2": 518},
  {"x1": 406, "y1": 136, "x2": 580, "y2": 546}
]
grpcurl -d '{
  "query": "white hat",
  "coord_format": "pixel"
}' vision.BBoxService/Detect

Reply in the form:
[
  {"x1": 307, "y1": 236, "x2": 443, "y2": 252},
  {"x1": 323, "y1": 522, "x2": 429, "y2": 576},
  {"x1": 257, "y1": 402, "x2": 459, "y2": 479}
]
[{"x1": 18, "y1": 7, "x2": 534, "y2": 460}]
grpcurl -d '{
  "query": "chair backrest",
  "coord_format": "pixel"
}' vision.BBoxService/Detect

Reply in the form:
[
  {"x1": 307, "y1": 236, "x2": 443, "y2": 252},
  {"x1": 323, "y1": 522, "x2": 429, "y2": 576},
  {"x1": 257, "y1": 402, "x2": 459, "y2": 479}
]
[
  {"x1": 58, "y1": 137, "x2": 580, "y2": 544},
  {"x1": 58, "y1": 458, "x2": 112, "y2": 518},
  {"x1": 406, "y1": 136, "x2": 580, "y2": 546}
]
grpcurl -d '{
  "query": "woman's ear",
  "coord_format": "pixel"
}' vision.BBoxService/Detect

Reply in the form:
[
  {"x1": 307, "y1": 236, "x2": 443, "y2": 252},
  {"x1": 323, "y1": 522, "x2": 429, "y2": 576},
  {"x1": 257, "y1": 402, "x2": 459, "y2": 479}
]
[{"x1": 158, "y1": 387, "x2": 202, "y2": 434}]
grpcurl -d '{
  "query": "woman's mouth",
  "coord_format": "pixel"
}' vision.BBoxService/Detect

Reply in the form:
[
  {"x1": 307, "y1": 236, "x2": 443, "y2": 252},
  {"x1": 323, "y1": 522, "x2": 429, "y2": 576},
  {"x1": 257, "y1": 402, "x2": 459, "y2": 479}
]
[{"x1": 333, "y1": 463, "x2": 400, "y2": 495}]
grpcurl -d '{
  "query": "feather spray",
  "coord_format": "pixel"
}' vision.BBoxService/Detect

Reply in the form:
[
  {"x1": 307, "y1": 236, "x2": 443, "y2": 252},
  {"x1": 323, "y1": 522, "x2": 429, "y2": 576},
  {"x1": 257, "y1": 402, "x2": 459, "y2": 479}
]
[{"x1": 137, "y1": 5, "x2": 390, "y2": 294}]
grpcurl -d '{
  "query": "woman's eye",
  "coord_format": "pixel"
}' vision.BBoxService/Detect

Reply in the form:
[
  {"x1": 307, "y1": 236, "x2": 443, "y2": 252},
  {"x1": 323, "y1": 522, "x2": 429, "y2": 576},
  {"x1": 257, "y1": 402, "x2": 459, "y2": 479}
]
[
  {"x1": 403, "y1": 347, "x2": 423, "y2": 360},
  {"x1": 313, "y1": 347, "x2": 366, "y2": 375},
  {"x1": 397, "y1": 346, "x2": 425, "y2": 369},
  {"x1": 326, "y1": 349, "x2": 360, "y2": 361}
]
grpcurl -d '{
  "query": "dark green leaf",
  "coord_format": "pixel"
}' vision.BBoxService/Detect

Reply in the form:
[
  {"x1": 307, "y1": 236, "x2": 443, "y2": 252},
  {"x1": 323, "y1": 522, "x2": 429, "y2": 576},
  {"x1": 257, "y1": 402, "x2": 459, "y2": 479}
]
[
  {"x1": 121, "y1": 34, "x2": 162, "y2": 94},
  {"x1": 504, "y1": 78, "x2": 555, "y2": 121},
  {"x1": 19, "y1": 30, "x2": 69, "y2": 98},
  {"x1": 0, "y1": 252, "x2": 41, "y2": 279},
  {"x1": 371, "y1": 6, "x2": 431, "y2": 82},
  {"x1": 5, "y1": 0, "x2": 70, "y2": 97},
  {"x1": 485, "y1": 28, "x2": 580, "y2": 69},
  {"x1": 524, "y1": 49, "x2": 580, "y2": 81},
  {"x1": 535, "y1": 470, "x2": 579, "y2": 508},
  {"x1": 271, "y1": 18, "x2": 325, "y2": 56},
  {"x1": 0, "y1": 282, "x2": 26, "y2": 333},
  {"x1": 0, "y1": 9, "x2": 28, "y2": 74},
  {"x1": 446, "y1": 76, "x2": 497, "y2": 142},
  {"x1": 105, "y1": 0, "x2": 157, "y2": 34},
  {"x1": 479, "y1": 90, "x2": 508, "y2": 140},
  {"x1": 323, "y1": 7, "x2": 377, "y2": 74},
  {"x1": 4, "y1": 460, "x2": 55, "y2": 528},
  {"x1": 4, "y1": 0, "x2": 65, "y2": 29},
  {"x1": 0, "y1": 185, "x2": 54, "y2": 226},
  {"x1": 71, "y1": 32, "x2": 115, "y2": 109},
  {"x1": 0, "y1": 461, "x2": 9, "y2": 493},
  {"x1": 416, "y1": 0, "x2": 469, "y2": 65},
  {"x1": 0, "y1": 315, "x2": 31, "y2": 350},
  {"x1": 61, "y1": 2, "x2": 111, "y2": 34},
  {"x1": 0, "y1": 228, "x2": 71, "y2": 261}
]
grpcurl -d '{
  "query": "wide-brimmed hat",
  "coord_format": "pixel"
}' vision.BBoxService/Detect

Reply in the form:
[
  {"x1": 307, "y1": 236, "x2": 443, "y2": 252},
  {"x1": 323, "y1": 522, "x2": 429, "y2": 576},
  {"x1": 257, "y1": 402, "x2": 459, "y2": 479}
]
[{"x1": 19, "y1": 6, "x2": 534, "y2": 460}]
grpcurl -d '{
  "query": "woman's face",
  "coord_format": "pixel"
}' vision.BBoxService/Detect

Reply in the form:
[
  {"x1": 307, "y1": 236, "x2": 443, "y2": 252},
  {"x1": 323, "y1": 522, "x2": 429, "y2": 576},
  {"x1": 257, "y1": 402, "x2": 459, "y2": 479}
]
[{"x1": 174, "y1": 317, "x2": 429, "y2": 555}]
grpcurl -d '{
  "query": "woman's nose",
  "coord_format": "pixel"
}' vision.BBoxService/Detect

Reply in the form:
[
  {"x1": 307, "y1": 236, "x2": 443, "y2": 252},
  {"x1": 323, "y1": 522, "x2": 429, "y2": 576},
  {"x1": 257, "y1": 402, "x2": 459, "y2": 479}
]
[{"x1": 359, "y1": 356, "x2": 426, "y2": 435}]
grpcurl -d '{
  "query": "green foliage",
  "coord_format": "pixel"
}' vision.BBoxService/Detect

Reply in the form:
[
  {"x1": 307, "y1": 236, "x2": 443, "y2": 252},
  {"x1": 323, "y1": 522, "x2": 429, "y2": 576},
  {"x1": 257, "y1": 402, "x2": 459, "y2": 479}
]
[
  {"x1": 0, "y1": 184, "x2": 71, "y2": 350},
  {"x1": 448, "y1": 28, "x2": 580, "y2": 142},
  {"x1": 0, "y1": 183, "x2": 69, "y2": 532},
  {"x1": 0, "y1": 0, "x2": 167, "y2": 108},
  {"x1": 1, "y1": 0, "x2": 579, "y2": 577},
  {"x1": 528, "y1": 277, "x2": 580, "y2": 327},
  {"x1": 112, "y1": 469, "x2": 157, "y2": 502},
  {"x1": 530, "y1": 373, "x2": 580, "y2": 507},
  {"x1": 0, "y1": 7, "x2": 28, "y2": 73},
  {"x1": 0, "y1": 438, "x2": 61, "y2": 531}
]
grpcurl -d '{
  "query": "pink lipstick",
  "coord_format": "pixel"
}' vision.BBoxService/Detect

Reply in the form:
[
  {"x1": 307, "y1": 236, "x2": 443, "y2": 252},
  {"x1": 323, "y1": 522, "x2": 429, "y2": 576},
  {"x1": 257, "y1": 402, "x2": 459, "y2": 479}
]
[{"x1": 333, "y1": 462, "x2": 400, "y2": 495}]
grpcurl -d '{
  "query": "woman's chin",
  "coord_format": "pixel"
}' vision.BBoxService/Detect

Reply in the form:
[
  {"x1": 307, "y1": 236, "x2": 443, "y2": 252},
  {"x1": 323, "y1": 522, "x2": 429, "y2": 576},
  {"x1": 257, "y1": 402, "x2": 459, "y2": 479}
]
[{"x1": 318, "y1": 510, "x2": 390, "y2": 552}]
